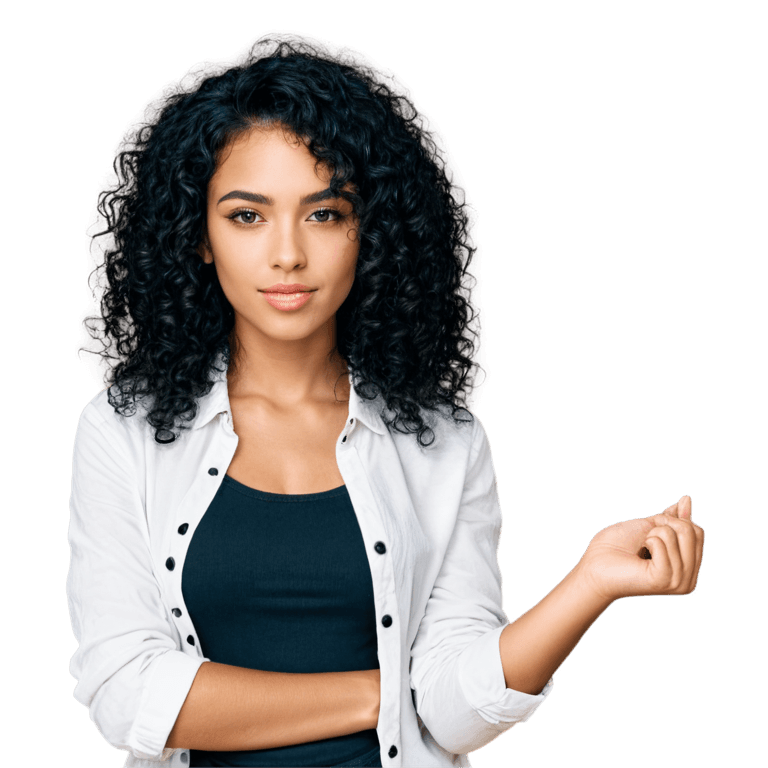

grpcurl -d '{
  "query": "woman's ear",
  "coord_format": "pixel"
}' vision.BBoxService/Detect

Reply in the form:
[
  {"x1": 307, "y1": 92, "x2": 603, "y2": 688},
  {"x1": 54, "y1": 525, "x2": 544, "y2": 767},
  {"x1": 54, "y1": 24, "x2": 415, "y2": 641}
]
[{"x1": 198, "y1": 230, "x2": 213, "y2": 264}]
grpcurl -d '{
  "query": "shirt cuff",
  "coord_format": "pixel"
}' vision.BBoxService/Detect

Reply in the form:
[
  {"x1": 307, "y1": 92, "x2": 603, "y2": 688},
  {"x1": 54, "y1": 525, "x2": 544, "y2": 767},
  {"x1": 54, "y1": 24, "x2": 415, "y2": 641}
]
[
  {"x1": 129, "y1": 651, "x2": 209, "y2": 760},
  {"x1": 457, "y1": 623, "x2": 554, "y2": 726}
]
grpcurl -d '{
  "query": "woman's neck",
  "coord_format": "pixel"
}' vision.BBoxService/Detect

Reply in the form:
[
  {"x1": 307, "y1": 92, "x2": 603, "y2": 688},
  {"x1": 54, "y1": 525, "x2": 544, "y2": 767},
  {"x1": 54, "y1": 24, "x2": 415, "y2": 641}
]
[{"x1": 226, "y1": 349, "x2": 350, "y2": 408}]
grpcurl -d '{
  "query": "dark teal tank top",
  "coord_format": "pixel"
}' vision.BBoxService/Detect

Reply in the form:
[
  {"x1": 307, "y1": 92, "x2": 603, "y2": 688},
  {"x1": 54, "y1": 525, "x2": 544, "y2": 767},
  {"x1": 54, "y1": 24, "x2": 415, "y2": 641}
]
[{"x1": 182, "y1": 474, "x2": 381, "y2": 767}]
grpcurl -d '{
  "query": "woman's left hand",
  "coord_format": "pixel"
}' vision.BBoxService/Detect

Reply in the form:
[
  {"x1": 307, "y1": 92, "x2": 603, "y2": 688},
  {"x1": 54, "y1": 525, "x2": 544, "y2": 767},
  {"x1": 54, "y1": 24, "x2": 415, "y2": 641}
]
[{"x1": 576, "y1": 495, "x2": 704, "y2": 603}]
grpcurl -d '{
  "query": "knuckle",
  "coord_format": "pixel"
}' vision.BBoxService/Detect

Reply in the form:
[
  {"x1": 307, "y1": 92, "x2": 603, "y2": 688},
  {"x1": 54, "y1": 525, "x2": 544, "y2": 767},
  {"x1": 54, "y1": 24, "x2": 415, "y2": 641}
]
[{"x1": 658, "y1": 526, "x2": 678, "y2": 545}]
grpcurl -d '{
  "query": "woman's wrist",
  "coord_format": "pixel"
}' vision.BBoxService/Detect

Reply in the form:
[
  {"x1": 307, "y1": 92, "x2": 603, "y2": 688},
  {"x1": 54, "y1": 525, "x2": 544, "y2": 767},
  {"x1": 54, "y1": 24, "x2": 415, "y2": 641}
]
[{"x1": 570, "y1": 559, "x2": 620, "y2": 610}]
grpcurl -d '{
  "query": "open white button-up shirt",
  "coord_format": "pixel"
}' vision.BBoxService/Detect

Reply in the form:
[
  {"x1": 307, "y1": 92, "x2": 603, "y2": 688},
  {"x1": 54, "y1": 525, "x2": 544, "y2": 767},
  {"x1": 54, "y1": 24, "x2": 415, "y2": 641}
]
[{"x1": 66, "y1": 353, "x2": 553, "y2": 767}]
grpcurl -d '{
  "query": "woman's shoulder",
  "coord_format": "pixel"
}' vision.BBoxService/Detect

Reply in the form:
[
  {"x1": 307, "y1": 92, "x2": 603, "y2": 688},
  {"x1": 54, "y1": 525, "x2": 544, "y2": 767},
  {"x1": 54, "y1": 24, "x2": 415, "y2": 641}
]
[
  {"x1": 385, "y1": 399, "x2": 480, "y2": 462},
  {"x1": 76, "y1": 385, "x2": 151, "y2": 447},
  {"x1": 435, "y1": 403, "x2": 487, "y2": 460}
]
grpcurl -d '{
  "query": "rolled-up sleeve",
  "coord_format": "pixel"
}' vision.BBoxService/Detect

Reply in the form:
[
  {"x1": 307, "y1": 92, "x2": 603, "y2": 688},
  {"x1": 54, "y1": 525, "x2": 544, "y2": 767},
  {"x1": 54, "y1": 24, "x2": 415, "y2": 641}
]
[
  {"x1": 66, "y1": 401, "x2": 208, "y2": 761},
  {"x1": 409, "y1": 415, "x2": 553, "y2": 756}
]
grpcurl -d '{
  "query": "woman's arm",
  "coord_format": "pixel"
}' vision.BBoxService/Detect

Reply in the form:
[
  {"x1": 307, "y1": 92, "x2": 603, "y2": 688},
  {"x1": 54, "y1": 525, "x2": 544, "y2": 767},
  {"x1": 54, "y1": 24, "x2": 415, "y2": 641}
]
[
  {"x1": 498, "y1": 496, "x2": 704, "y2": 696},
  {"x1": 409, "y1": 415, "x2": 703, "y2": 756},
  {"x1": 165, "y1": 663, "x2": 380, "y2": 751}
]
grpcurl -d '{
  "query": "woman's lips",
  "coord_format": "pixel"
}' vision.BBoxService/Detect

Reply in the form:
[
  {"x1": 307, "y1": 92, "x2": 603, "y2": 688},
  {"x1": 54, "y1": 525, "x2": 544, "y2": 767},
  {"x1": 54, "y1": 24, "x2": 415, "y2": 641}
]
[{"x1": 262, "y1": 291, "x2": 314, "y2": 310}]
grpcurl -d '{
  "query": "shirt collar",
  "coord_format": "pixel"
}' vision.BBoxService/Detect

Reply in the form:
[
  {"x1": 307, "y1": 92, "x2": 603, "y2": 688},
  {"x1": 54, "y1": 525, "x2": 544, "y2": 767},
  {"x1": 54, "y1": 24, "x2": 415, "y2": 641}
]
[{"x1": 191, "y1": 350, "x2": 388, "y2": 435}]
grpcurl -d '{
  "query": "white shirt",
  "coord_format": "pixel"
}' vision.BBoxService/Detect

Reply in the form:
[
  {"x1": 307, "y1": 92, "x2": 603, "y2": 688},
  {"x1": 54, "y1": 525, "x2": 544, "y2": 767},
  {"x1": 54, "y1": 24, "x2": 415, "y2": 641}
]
[{"x1": 66, "y1": 353, "x2": 553, "y2": 768}]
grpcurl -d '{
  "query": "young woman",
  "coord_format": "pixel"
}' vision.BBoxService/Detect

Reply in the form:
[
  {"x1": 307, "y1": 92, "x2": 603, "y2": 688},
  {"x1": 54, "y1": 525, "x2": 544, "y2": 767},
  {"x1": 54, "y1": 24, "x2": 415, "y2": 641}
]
[{"x1": 67, "y1": 36, "x2": 704, "y2": 768}]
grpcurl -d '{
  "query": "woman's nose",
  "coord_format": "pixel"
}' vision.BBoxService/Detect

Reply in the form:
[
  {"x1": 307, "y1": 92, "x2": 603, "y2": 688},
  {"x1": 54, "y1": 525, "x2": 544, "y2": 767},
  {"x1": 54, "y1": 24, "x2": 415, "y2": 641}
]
[{"x1": 269, "y1": 222, "x2": 308, "y2": 271}]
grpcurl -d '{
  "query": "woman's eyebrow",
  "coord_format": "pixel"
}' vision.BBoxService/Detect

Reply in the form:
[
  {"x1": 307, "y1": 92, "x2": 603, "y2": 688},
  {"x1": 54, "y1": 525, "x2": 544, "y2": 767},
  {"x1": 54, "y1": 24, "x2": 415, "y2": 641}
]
[{"x1": 217, "y1": 188, "x2": 339, "y2": 206}]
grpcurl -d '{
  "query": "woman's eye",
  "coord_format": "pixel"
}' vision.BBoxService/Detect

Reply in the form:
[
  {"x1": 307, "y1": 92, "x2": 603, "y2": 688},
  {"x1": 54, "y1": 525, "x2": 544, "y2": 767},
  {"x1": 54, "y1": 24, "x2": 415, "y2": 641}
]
[
  {"x1": 309, "y1": 208, "x2": 341, "y2": 223},
  {"x1": 231, "y1": 210, "x2": 258, "y2": 224}
]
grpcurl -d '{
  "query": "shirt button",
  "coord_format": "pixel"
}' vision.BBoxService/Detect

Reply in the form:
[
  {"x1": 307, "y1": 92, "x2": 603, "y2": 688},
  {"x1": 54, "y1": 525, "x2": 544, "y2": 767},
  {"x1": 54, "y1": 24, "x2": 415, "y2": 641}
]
[
  {"x1": 388, "y1": 745, "x2": 398, "y2": 758},
  {"x1": 342, "y1": 435, "x2": 347, "y2": 442},
  {"x1": 349, "y1": 418, "x2": 354, "y2": 424},
  {"x1": 166, "y1": 557, "x2": 175, "y2": 571},
  {"x1": 172, "y1": 608, "x2": 182, "y2": 617},
  {"x1": 178, "y1": 523, "x2": 189, "y2": 535},
  {"x1": 186, "y1": 635, "x2": 195, "y2": 646},
  {"x1": 208, "y1": 467, "x2": 218, "y2": 476},
  {"x1": 374, "y1": 541, "x2": 387, "y2": 554},
  {"x1": 381, "y1": 614, "x2": 393, "y2": 628},
  {"x1": 180, "y1": 753, "x2": 188, "y2": 764}
]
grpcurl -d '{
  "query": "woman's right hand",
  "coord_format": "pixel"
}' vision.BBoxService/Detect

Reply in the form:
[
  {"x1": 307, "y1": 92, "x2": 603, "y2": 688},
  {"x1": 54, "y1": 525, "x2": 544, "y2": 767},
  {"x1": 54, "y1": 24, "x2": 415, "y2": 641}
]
[{"x1": 576, "y1": 495, "x2": 704, "y2": 603}]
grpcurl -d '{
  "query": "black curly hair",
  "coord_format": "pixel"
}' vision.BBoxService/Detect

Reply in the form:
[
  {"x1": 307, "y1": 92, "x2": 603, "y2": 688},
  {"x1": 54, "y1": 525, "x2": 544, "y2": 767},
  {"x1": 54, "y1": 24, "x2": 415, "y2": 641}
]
[{"x1": 81, "y1": 34, "x2": 483, "y2": 448}]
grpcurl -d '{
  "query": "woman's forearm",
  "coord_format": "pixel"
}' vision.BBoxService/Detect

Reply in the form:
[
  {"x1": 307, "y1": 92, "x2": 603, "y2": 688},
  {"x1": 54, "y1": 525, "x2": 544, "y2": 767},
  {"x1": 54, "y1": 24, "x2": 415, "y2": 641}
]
[
  {"x1": 499, "y1": 563, "x2": 613, "y2": 695},
  {"x1": 165, "y1": 662, "x2": 380, "y2": 751}
]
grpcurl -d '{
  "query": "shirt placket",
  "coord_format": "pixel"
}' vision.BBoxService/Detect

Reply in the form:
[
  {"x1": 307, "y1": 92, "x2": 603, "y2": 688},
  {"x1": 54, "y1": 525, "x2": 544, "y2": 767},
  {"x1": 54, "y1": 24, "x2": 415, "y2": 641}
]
[
  {"x1": 337, "y1": 416, "x2": 402, "y2": 767},
  {"x1": 156, "y1": 413, "x2": 239, "y2": 766}
]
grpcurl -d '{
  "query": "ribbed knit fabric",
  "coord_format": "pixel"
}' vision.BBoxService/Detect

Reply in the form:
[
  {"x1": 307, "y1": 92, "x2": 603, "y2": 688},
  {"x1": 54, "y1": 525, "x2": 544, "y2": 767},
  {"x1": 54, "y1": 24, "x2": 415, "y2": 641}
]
[{"x1": 182, "y1": 474, "x2": 381, "y2": 767}]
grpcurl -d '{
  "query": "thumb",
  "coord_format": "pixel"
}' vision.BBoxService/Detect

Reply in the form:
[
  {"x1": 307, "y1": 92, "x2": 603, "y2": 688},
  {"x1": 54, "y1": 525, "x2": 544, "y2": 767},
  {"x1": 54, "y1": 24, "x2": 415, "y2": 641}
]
[{"x1": 678, "y1": 495, "x2": 692, "y2": 520}]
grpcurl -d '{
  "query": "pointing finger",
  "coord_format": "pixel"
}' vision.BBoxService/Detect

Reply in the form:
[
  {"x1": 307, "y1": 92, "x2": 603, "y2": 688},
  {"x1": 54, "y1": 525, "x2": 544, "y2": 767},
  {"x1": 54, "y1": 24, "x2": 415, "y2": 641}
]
[
  {"x1": 644, "y1": 534, "x2": 672, "y2": 590},
  {"x1": 646, "y1": 524, "x2": 683, "y2": 590}
]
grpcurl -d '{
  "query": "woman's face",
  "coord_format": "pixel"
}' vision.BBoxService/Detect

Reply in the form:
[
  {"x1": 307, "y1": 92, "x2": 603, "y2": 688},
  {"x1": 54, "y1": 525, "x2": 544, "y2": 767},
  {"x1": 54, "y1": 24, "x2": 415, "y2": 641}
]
[{"x1": 202, "y1": 125, "x2": 359, "y2": 354}]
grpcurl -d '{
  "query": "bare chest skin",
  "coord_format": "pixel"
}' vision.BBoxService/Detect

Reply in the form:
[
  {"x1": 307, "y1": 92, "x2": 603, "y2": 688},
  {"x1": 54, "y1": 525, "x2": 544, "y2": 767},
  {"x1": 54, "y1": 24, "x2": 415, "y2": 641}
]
[{"x1": 225, "y1": 395, "x2": 350, "y2": 495}]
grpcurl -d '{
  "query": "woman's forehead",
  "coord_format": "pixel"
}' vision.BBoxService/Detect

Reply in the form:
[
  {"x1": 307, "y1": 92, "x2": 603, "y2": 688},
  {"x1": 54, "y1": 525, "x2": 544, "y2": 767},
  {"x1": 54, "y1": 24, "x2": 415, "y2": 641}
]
[{"x1": 210, "y1": 126, "x2": 329, "y2": 189}]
